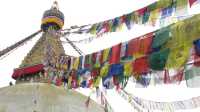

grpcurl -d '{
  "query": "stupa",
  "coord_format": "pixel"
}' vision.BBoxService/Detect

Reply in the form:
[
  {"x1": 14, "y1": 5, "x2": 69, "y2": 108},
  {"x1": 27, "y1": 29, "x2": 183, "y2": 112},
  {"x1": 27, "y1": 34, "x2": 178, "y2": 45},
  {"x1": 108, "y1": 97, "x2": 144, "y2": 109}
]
[{"x1": 0, "y1": 1, "x2": 105, "y2": 112}]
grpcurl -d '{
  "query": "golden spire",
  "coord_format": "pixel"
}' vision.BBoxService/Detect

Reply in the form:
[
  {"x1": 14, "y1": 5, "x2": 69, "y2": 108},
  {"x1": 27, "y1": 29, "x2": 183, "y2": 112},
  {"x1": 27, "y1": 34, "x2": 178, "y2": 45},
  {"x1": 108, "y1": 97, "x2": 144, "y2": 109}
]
[{"x1": 52, "y1": 1, "x2": 59, "y2": 10}]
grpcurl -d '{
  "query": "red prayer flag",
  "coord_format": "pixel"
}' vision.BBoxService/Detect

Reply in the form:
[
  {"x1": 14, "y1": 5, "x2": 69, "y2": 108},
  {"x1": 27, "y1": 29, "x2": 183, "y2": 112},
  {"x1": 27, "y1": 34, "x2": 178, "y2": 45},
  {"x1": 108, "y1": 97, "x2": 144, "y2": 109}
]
[
  {"x1": 103, "y1": 21, "x2": 110, "y2": 33},
  {"x1": 92, "y1": 52, "x2": 97, "y2": 64},
  {"x1": 164, "y1": 69, "x2": 171, "y2": 84},
  {"x1": 99, "y1": 50, "x2": 104, "y2": 64},
  {"x1": 189, "y1": 0, "x2": 197, "y2": 7},
  {"x1": 164, "y1": 69, "x2": 184, "y2": 84},
  {"x1": 71, "y1": 70, "x2": 77, "y2": 80},
  {"x1": 109, "y1": 43, "x2": 121, "y2": 64},
  {"x1": 127, "y1": 38, "x2": 141, "y2": 57},
  {"x1": 172, "y1": 69, "x2": 184, "y2": 84},
  {"x1": 91, "y1": 68, "x2": 100, "y2": 78},
  {"x1": 120, "y1": 15, "x2": 126, "y2": 23},
  {"x1": 132, "y1": 56, "x2": 149, "y2": 74},
  {"x1": 140, "y1": 32, "x2": 153, "y2": 55},
  {"x1": 136, "y1": 7, "x2": 147, "y2": 15},
  {"x1": 88, "y1": 79, "x2": 93, "y2": 87},
  {"x1": 127, "y1": 32, "x2": 153, "y2": 57}
]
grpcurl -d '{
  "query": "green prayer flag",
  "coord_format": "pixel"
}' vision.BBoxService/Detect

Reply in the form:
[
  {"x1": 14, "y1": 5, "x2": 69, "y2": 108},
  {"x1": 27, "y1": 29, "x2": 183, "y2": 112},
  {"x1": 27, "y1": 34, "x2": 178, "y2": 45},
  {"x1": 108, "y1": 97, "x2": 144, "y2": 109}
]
[
  {"x1": 149, "y1": 49, "x2": 170, "y2": 70},
  {"x1": 148, "y1": 2, "x2": 157, "y2": 11},
  {"x1": 152, "y1": 26, "x2": 171, "y2": 48}
]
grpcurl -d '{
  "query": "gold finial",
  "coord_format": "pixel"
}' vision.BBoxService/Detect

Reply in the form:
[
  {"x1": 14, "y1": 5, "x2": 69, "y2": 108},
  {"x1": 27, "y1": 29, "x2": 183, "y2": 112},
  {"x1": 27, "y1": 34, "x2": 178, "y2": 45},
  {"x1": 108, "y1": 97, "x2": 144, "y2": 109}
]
[
  {"x1": 54, "y1": 1, "x2": 58, "y2": 5},
  {"x1": 52, "y1": 1, "x2": 59, "y2": 10}
]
